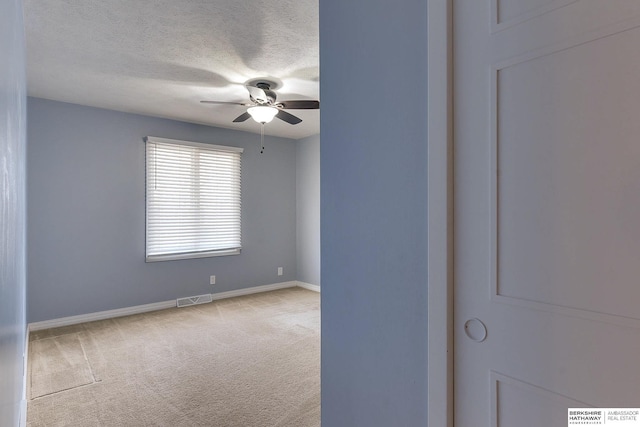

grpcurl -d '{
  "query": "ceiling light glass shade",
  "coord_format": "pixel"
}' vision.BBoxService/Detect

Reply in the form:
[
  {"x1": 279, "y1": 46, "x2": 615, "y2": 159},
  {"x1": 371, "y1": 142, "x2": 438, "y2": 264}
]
[{"x1": 247, "y1": 106, "x2": 278, "y2": 123}]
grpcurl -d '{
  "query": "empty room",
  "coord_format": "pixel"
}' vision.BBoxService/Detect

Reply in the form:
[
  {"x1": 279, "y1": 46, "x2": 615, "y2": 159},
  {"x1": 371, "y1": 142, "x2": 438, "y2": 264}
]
[{"x1": 7, "y1": 0, "x2": 322, "y2": 425}]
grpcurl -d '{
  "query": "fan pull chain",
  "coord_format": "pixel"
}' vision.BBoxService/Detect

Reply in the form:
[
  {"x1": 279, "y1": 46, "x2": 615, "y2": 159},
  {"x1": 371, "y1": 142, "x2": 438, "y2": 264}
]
[{"x1": 260, "y1": 123, "x2": 265, "y2": 153}]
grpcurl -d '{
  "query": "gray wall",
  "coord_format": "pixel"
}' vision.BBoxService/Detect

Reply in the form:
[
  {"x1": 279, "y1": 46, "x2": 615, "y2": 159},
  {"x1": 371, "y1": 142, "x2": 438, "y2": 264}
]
[
  {"x1": 28, "y1": 98, "x2": 297, "y2": 322},
  {"x1": 0, "y1": 0, "x2": 27, "y2": 424},
  {"x1": 319, "y1": 0, "x2": 429, "y2": 425},
  {"x1": 296, "y1": 134, "x2": 320, "y2": 286}
]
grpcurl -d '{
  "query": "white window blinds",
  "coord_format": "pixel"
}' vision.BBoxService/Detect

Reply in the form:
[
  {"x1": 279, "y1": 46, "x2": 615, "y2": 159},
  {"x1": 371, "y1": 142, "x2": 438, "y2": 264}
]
[{"x1": 145, "y1": 136, "x2": 243, "y2": 262}]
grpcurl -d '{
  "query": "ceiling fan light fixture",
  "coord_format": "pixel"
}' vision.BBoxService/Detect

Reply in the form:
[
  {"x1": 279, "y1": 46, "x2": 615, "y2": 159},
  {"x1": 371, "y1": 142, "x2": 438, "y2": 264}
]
[{"x1": 247, "y1": 106, "x2": 278, "y2": 124}]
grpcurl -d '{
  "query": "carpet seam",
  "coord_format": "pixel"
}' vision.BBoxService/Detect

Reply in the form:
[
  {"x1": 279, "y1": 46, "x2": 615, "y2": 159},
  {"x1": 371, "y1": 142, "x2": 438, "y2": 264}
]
[
  {"x1": 78, "y1": 334, "x2": 99, "y2": 384},
  {"x1": 29, "y1": 380, "x2": 99, "y2": 401}
]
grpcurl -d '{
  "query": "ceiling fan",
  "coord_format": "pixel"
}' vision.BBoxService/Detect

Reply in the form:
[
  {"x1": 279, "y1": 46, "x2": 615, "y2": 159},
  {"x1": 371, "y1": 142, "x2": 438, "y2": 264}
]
[{"x1": 200, "y1": 81, "x2": 320, "y2": 125}]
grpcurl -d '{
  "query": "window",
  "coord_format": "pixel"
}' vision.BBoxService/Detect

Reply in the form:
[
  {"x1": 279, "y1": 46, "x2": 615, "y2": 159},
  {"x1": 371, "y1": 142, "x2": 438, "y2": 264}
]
[{"x1": 145, "y1": 136, "x2": 243, "y2": 262}]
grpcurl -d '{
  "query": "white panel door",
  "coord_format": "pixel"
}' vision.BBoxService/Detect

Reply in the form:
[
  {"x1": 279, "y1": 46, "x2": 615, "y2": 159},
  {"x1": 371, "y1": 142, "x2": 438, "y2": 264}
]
[{"x1": 454, "y1": 0, "x2": 640, "y2": 425}]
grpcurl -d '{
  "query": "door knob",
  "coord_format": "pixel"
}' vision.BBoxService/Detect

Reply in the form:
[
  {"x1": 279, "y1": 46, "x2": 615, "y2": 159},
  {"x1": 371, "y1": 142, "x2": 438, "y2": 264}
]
[{"x1": 464, "y1": 318, "x2": 487, "y2": 342}]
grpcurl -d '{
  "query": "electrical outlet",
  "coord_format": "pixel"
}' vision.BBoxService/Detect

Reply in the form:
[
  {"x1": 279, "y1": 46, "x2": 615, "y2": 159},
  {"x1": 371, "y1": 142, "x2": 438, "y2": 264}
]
[
  {"x1": 278, "y1": 267, "x2": 283, "y2": 276},
  {"x1": 210, "y1": 275, "x2": 216, "y2": 285}
]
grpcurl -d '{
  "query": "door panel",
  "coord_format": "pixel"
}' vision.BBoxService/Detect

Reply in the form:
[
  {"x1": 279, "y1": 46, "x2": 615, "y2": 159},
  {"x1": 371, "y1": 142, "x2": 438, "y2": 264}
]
[
  {"x1": 492, "y1": 372, "x2": 587, "y2": 427},
  {"x1": 454, "y1": 0, "x2": 640, "y2": 425},
  {"x1": 496, "y1": 26, "x2": 640, "y2": 320},
  {"x1": 492, "y1": 0, "x2": 577, "y2": 31}
]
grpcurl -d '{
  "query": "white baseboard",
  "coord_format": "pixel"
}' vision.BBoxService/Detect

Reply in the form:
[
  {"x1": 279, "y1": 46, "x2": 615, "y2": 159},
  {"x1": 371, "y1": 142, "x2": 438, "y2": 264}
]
[
  {"x1": 20, "y1": 399, "x2": 26, "y2": 427},
  {"x1": 21, "y1": 324, "x2": 29, "y2": 427},
  {"x1": 210, "y1": 281, "x2": 298, "y2": 300},
  {"x1": 296, "y1": 281, "x2": 321, "y2": 292},
  {"x1": 28, "y1": 281, "x2": 306, "y2": 331},
  {"x1": 28, "y1": 300, "x2": 176, "y2": 331}
]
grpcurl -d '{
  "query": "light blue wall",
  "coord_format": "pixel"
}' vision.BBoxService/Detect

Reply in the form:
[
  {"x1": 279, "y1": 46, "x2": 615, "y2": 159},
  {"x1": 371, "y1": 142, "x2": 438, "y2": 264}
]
[
  {"x1": 0, "y1": 0, "x2": 27, "y2": 424},
  {"x1": 319, "y1": 0, "x2": 429, "y2": 425},
  {"x1": 27, "y1": 98, "x2": 297, "y2": 322},
  {"x1": 296, "y1": 134, "x2": 320, "y2": 286}
]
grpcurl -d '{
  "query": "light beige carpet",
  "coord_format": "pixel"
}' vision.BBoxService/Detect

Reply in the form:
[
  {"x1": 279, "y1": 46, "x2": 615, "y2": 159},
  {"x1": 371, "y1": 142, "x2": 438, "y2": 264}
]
[{"x1": 27, "y1": 287, "x2": 320, "y2": 427}]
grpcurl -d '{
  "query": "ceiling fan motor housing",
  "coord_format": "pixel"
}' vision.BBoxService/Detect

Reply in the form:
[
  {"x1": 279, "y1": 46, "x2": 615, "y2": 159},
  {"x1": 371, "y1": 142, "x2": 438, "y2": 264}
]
[{"x1": 251, "y1": 82, "x2": 277, "y2": 105}]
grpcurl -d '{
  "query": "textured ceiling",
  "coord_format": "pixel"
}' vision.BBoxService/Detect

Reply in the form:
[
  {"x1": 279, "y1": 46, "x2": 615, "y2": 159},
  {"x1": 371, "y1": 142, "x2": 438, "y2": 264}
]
[{"x1": 23, "y1": 0, "x2": 319, "y2": 139}]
